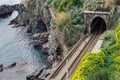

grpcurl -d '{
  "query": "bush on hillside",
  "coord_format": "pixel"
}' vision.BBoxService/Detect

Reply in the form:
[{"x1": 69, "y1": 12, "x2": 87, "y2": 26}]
[
  {"x1": 72, "y1": 45, "x2": 120, "y2": 80},
  {"x1": 72, "y1": 18, "x2": 120, "y2": 80},
  {"x1": 100, "y1": 30, "x2": 115, "y2": 49},
  {"x1": 116, "y1": 21, "x2": 120, "y2": 46},
  {"x1": 72, "y1": 52, "x2": 106, "y2": 80}
]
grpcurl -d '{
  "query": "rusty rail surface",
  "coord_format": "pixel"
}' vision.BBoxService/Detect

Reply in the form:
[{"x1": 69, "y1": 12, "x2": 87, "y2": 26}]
[{"x1": 49, "y1": 33, "x2": 101, "y2": 80}]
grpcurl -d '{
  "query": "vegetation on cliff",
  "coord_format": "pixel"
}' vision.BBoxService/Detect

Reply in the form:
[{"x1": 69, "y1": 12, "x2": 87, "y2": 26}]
[
  {"x1": 116, "y1": 18, "x2": 120, "y2": 45},
  {"x1": 19, "y1": 0, "x2": 120, "y2": 64},
  {"x1": 17, "y1": 0, "x2": 120, "y2": 79},
  {"x1": 48, "y1": 0, "x2": 83, "y2": 49},
  {"x1": 72, "y1": 19, "x2": 120, "y2": 80},
  {"x1": 47, "y1": 0, "x2": 117, "y2": 49}
]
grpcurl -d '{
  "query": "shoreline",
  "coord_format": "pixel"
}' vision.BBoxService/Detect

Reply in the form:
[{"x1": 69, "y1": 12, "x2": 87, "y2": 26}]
[{"x1": 0, "y1": 4, "x2": 50, "y2": 80}]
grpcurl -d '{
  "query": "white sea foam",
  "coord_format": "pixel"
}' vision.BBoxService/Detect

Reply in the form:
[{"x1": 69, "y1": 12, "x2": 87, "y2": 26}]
[{"x1": 0, "y1": 0, "x2": 21, "y2": 5}]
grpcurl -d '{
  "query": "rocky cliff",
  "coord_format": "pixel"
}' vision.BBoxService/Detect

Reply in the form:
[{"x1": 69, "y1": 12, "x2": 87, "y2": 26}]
[
  {"x1": 17, "y1": 0, "x2": 68, "y2": 68},
  {"x1": 0, "y1": 5, "x2": 19, "y2": 18},
  {"x1": 17, "y1": 0, "x2": 47, "y2": 33},
  {"x1": 14, "y1": 0, "x2": 69, "y2": 79}
]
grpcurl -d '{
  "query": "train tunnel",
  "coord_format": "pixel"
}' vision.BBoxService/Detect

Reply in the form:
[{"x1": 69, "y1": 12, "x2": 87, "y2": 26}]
[{"x1": 90, "y1": 17, "x2": 106, "y2": 34}]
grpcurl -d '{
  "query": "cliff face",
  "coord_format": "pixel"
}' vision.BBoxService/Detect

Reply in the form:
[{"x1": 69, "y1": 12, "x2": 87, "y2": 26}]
[
  {"x1": 18, "y1": 0, "x2": 67, "y2": 67},
  {"x1": 18, "y1": 0, "x2": 51, "y2": 33}
]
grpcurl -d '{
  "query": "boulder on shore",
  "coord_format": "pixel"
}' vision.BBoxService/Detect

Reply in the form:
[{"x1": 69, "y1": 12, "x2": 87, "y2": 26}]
[
  {"x1": 0, "y1": 64, "x2": 3, "y2": 72},
  {"x1": 5, "y1": 63, "x2": 16, "y2": 69},
  {"x1": 0, "y1": 5, "x2": 14, "y2": 18},
  {"x1": 0, "y1": 4, "x2": 20, "y2": 18}
]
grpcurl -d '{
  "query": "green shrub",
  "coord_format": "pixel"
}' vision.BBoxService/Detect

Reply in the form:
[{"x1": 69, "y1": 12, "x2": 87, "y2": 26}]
[
  {"x1": 66, "y1": 24, "x2": 84, "y2": 47},
  {"x1": 84, "y1": 0, "x2": 99, "y2": 11},
  {"x1": 72, "y1": 47, "x2": 120, "y2": 80},
  {"x1": 100, "y1": 30, "x2": 115, "y2": 49},
  {"x1": 48, "y1": 0, "x2": 84, "y2": 11},
  {"x1": 72, "y1": 52, "x2": 106, "y2": 80},
  {"x1": 116, "y1": 21, "x2": 120, "y2": 46},
  {"x1": 88, "y1": 68, "x2": 110, "y2": 80}
]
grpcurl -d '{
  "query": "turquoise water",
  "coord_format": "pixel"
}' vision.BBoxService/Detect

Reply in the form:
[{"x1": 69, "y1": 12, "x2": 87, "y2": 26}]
[
  {"x1": 0, "y1": 1, "x2": 47, "y2": 80},
  {"x1": 0, "y1": 10, "x2": 47, "y2": 67}
]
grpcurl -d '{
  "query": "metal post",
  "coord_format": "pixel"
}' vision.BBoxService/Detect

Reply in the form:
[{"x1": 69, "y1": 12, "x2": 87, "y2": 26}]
[{"x1": 66, "y1": 59, "x2": 68, "y2": 80}]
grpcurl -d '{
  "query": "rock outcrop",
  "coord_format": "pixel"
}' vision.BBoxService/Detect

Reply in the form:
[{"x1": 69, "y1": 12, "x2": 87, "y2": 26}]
[
  {"x1": 0, "y1": 4, "x2": 23, "y2": 18},
  {"x1": 0, "y1": 5, "x2": 14, "y2": 18},
  {"x1": 16, "y1": 0, "x2": 59, "y2": 56},
  {"x1": 26, "y1": 66, "x2": 50, "y2": 80},
  {"x1": 15, "y1": 0, "x2": 50, "y2": 34},
  {"x1": 5, "y1": 63, "x2": 16, "y2": 69},
  {"x1": 0, "y1": 64, "x2": 3, "y2": 72},
  {"x1": 15, "y1": 0, "x2": 69, "y2": 79},
  {"x1": 30, "y1": 32, "x2": 49, "y2": 50},
  {"x1": 10, "y1": 0, "x2": 51, "y2": 58}
]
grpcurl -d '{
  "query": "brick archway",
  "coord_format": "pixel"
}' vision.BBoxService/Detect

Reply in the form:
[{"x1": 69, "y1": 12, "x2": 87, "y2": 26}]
[{"x1": 84, "y1": 11, "x2": 110, "y2": 34}]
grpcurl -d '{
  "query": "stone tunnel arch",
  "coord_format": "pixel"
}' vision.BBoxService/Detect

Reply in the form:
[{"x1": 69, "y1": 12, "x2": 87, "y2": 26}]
[
  {"x1": 90, "y1": 16, "x2": 107, "y2": 34},
  {"x1": 84, "y1": 11, "x2": 110, "y2": 34}
]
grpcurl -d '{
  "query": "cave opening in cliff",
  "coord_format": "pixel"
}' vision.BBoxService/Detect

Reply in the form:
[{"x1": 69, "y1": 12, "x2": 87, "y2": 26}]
[{"x1": 90, "y1": 17, "x2": 106, "y2": 34}]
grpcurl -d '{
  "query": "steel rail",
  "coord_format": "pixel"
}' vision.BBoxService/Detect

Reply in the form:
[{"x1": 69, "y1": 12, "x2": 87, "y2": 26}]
[
  {"x1": 49, "y1": 32, "x2": 101, "y2": 80},
  {"x1": 49, "y1": 35, "x2": 87, "y2": 80},
  {"x1": 62, "y1": 33, "x2": 99, "y2": 80}
]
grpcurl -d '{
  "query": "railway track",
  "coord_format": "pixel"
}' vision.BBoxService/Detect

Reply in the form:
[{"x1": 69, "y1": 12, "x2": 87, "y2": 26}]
[
  {"x1": 49, "y1": 33, "x2": 101, "y2": 80},
  {"x1": 69, "y1": 33, "x2": 101, "y2": 79}
]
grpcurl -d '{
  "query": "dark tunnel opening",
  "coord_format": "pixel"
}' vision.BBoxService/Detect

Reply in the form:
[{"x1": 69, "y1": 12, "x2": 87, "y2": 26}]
[{"x1": 90, "y1": 17, "x2": 106, "y2": 34}]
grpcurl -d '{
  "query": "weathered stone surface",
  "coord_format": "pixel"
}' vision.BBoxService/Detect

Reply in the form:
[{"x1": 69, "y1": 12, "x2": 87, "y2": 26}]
[
  {"x1": 29, "y1": 32, "x2": 49, "y2": 48},
  {"x1": 47, "y1": 54, "x2": 55, "y2": 66},
  {"x1": 0, "y1": 5, "x2": 14, "y2": 18},
  {"x1": 16, "y1": 0, "x2": 49, "y2": 33},
  {"x1": 26, "y1": 66, "x2": 50, "y2": 80},
  {"x1": 0, "y1": 5, "x2": 13, "y2": 16},
  {"x1": 0, "y1": 4, "x2": 23, "y2": 19},
  {"x1": 84, "y1": 11, "x2": 110, "y2": 34},
  {"x1": 32, "y1": 33, "x2": 41, "y2": 40}
]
